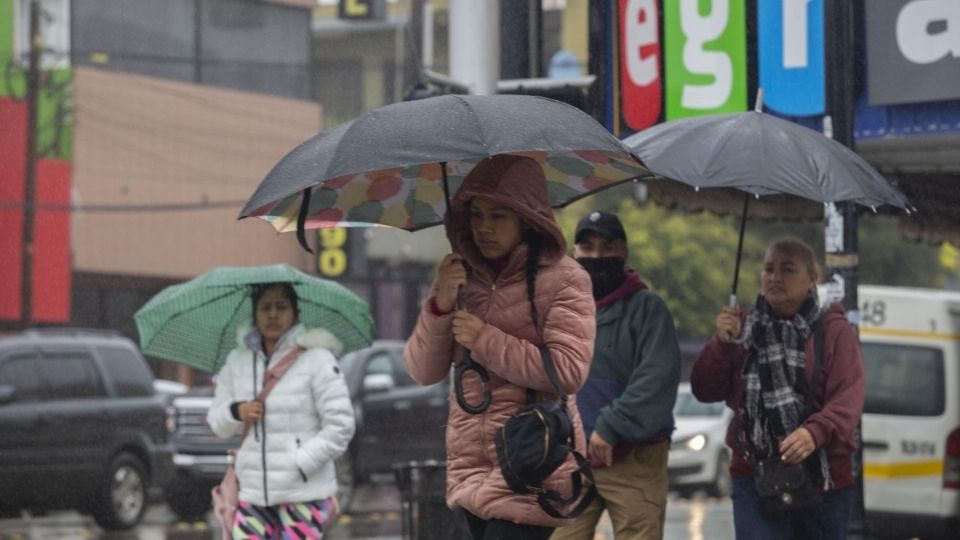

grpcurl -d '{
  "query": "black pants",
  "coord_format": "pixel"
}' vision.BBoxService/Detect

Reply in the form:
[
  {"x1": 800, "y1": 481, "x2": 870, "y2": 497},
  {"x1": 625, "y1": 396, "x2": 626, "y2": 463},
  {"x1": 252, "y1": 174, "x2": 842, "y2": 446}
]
[{"x1": 464, "y1": 511, "x2": 554, "y2": 540}]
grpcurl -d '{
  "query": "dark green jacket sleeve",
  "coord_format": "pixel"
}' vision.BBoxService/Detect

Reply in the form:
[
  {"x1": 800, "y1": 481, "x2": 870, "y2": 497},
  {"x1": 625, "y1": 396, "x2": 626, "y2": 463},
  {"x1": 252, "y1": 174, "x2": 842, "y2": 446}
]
[{"x1": 594, "y1": 291, "x2": 681, "y2": 446}]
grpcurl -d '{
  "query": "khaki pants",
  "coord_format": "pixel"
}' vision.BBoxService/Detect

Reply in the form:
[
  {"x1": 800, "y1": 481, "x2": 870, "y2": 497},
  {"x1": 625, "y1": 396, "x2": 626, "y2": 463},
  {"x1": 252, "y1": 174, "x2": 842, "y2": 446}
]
[{"x1": 550, "y1": 439, "x2": 669, "y2": 540}]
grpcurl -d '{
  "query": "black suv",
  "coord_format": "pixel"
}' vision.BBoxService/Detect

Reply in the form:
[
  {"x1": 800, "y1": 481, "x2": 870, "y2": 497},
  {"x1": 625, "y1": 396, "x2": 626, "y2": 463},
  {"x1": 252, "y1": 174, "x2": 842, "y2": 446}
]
[
  {"x1": 0, "y1": 328, "x2": 174, "y2": 530},
  {"x1": 339, "y1": 340, "x2": 448, "y2": 489},
  {"x1": 163, "y1": 339, "x2": 448, "y2": 519}
]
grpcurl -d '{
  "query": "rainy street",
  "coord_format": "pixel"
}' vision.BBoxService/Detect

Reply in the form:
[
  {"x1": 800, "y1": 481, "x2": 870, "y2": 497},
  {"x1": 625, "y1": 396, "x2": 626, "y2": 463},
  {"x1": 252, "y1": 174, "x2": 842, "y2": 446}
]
[
  {"x1": 0, "y1": 483, "x2": 735, "y2": 540},
  {"x1": 2, "y1": 1, "x2": 960, "y2": 540}
]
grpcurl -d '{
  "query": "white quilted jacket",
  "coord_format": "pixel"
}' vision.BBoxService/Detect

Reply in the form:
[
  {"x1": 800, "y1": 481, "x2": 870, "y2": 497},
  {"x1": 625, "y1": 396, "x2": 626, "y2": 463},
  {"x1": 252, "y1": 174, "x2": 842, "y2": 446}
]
[{"x1": 207, "y1": 324, "x2": 355, "y2": 506}]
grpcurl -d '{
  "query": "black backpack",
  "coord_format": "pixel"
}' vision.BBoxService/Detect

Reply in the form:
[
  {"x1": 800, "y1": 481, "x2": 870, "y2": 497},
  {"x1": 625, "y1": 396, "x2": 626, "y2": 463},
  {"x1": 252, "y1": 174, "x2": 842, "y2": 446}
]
[{"x1": 494, "y1": 345, "x2": 597, "y2": 519}]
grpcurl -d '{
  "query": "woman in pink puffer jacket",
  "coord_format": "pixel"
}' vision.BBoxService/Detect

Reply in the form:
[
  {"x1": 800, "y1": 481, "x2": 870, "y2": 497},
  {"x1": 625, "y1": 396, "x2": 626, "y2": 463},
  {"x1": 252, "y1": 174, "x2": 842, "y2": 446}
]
[{"x1": 404, "y1": 154, "x2": 596, "y2": 539}]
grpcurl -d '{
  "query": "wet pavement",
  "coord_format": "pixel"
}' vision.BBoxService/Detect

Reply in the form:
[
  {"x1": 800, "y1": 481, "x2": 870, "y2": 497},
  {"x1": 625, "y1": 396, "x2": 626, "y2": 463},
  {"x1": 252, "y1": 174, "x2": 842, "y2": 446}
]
[{"x1": 0, "y1": 482, "x2": 734, "y2": 540}]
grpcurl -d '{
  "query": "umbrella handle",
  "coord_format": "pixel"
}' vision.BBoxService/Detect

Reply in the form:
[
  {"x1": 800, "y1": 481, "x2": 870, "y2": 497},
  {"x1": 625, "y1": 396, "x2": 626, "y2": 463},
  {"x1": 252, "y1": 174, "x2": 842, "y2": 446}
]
[
  {"x1": 454, "y1": 350, "x2": 492, "y2": 414},
  {"x1": 449, "y1": 267, "x2": 491, "y2": 413}
]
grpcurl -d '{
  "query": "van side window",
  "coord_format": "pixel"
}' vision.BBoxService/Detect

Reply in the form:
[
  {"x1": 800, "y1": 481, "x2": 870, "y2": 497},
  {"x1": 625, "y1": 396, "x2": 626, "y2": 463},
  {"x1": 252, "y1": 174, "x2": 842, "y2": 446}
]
[
  {"x1": 96, "y1": 345, "x2": 152, "y2": 397},
  {"x1": 42, "y1": 351, "x2": 107, "y2": 400},
  {"x1": 0, "y1": 354, "x2": 45, "y2": 402},
  {"x1": 861, "y1": 343, "x2": 945, "y2": 416}
]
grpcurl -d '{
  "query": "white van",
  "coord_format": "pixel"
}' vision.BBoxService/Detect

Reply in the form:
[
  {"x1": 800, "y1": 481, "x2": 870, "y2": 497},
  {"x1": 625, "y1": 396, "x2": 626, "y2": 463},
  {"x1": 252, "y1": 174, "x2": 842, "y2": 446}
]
[{"x1": 856, "y1": 285, "x2": 960, "y2": 539}]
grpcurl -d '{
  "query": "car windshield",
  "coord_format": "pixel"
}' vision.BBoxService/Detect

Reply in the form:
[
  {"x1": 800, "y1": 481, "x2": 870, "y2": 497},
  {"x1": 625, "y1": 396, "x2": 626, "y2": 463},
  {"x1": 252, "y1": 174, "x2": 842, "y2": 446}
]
[{"x1": 674, "y1": 391, "x2": 726, "y2": 417}]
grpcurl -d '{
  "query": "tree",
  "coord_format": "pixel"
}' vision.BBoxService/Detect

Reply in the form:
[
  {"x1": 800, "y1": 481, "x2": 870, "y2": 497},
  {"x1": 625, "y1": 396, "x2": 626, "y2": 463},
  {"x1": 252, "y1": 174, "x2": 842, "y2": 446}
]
[
  {"x1": 558, "y1": 193, "x2": 765, "y2": 339},
  {"x1": 558, "y1": 187, "x2": 954, "y2": 340}
]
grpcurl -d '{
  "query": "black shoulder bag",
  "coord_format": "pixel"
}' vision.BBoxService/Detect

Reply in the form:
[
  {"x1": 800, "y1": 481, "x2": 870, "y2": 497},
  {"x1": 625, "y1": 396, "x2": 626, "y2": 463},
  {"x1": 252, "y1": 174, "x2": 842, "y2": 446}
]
[
  {"x1": 494, "y1": 345, "x2": 597, "y2": 519},
  {"x1": 753, "y1": 316, "x2": 826, "y2": 519}
]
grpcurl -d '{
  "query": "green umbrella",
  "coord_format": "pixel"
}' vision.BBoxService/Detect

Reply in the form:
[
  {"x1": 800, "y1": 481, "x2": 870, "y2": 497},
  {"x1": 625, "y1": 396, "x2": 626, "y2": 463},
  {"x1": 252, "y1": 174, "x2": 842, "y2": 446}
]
[{"x1": 134, "y1": 264, "x2": 374, "y2": 373}]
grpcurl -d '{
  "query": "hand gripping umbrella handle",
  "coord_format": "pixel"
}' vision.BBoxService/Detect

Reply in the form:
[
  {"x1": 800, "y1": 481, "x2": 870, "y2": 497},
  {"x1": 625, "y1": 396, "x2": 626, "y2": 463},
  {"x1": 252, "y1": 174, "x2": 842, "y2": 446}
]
[
  {"x1": 442, "y1": 164, "x2": 491, "y2": 414},
  {"x1": 451, "y1": 285, "x2": 492, "y2": 414}
]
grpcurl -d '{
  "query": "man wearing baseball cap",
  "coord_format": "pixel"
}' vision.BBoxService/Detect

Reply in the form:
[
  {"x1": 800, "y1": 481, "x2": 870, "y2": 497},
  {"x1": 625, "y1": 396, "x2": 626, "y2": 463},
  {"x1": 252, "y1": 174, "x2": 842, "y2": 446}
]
[{"x1": 552, "y1": 210, "x2": 680, "y2": 540}]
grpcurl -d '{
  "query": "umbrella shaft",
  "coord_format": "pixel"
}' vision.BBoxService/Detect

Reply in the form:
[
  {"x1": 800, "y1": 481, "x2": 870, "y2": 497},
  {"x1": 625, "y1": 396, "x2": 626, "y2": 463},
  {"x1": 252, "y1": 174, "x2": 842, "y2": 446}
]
[{"x1": 731, "y1": 194, "x2": 750, "y2": 302}]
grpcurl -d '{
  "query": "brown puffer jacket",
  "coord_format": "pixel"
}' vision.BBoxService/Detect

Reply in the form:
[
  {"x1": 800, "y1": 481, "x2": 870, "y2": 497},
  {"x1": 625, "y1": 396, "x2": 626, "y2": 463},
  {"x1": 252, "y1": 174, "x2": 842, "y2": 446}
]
[{"x1": 404, "y1": 155, "x2": 596, "y2": 527}]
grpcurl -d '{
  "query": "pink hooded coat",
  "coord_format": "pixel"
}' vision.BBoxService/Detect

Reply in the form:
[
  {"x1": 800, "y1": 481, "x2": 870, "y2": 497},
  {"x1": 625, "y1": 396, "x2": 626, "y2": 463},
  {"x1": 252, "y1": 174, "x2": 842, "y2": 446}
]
[{"x1": 403, "y1": 155, "x2": 596, "y2": 527}]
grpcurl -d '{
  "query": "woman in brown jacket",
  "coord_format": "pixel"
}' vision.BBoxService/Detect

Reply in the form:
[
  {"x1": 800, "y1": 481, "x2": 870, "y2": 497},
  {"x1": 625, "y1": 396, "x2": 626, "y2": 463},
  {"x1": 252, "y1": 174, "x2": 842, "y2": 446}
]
[{"x1": 404, "y1": 154, "x2": 596, "y2": 539}]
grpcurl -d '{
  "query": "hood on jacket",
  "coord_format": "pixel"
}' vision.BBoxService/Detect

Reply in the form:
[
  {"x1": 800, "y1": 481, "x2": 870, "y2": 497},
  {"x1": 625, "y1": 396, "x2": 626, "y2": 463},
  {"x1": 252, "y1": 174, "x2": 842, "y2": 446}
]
[
  {"x1": 237, "y1": 323, "x2": 345, "y2": 357},
  {"x1": 447, "y1": 155, "x2": 566, "y2": 272}
]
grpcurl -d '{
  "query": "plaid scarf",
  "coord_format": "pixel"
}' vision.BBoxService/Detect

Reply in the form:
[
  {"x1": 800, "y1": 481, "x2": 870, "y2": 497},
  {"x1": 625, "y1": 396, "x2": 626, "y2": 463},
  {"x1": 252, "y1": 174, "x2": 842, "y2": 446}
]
[{"x1": 736, "y1": 292, "x2": 831, "y2": 488}]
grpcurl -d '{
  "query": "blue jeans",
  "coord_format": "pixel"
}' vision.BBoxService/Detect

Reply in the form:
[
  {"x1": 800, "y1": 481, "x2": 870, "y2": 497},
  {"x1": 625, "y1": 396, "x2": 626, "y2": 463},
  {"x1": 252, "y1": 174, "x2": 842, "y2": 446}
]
[{"x1": 732, "y1": 475, "x2": 854, "y2": 540}]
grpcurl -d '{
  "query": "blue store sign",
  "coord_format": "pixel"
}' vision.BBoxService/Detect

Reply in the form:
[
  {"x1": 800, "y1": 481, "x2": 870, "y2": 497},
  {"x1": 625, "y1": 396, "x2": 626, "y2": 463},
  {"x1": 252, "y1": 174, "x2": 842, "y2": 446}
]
[{"x1": 758, "y1": 0, "x2": 825, "y2": 116}]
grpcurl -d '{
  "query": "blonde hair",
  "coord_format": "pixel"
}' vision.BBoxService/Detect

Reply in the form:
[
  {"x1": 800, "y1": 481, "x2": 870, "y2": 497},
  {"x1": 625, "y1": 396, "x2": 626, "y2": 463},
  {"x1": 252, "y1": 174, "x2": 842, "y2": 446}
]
[{"x1": 766, "y1": 238, "x2": 820, "y2": 279}]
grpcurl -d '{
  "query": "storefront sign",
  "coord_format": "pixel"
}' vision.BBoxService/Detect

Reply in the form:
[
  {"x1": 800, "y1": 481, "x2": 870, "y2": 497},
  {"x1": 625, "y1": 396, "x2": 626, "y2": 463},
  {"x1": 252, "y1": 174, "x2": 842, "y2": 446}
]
[
  {"x1": 338, "y1": 0, "x2": 386, "y2": 21},
  {"x1": 663, "y1": 0, "x2": 747, "y2": 119},
  {"x1": 758, "y1": 0, "x2": 824, "y2": 115},
  {"x1": 317, "y1": 227, "x2": 349, "y2": 278},
  {"x1": 866, "y1": 0, "x2": 960, "y2": 105},
  {"x1": 620, "y1": 0, "x2": 662, "y2": 130}
]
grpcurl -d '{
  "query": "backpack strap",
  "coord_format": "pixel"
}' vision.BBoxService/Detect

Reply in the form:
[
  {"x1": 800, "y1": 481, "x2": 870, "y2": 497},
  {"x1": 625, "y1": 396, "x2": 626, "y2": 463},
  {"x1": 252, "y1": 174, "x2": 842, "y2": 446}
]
[
  {"x1": 537, "y1": 346, "x2": 575, "y2": 447},
  {"x1": 530, "y1": 345, "x2": 598, "y2": 519},
  {"x1": 538, "y1": 346, "x2": 567, "y2": 407},
  {"x1": 804, "y1": 317, "x2": 825, "y2": 419}
]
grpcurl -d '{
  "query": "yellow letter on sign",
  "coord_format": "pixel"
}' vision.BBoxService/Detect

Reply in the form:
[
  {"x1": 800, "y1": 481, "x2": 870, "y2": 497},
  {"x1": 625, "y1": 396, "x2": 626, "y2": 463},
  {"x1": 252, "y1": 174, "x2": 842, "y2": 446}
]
[
  {"x1": 343, "y1": 0, "x2": 368, "y2": 17},
  {"x1": 318, "y1": 228, "x2": 348, "y2": 277}
]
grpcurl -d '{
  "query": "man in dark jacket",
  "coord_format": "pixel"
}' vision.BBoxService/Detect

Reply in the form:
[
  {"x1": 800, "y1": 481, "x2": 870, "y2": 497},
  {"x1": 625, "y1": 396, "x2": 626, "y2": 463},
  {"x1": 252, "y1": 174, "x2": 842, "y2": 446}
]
[{"x1": 552, "y1": 211, "x2": 681, "y2": 540}]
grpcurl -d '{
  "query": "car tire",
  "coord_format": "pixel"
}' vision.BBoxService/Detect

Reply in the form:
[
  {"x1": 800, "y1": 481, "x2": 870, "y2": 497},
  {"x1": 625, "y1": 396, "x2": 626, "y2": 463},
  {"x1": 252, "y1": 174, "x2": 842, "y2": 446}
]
[
  {"x1": 709, "y1": 451, "x2": 732, "y2": 498},
  {"x1": 335, "y1": 453, "x2": 356, "y2": 513},
  {"x1": 165, "y1": 473, "x2": 212, "y2": 522},
  {"x1": 92, "y1": 453, "x2": 148, "y2": 530}
]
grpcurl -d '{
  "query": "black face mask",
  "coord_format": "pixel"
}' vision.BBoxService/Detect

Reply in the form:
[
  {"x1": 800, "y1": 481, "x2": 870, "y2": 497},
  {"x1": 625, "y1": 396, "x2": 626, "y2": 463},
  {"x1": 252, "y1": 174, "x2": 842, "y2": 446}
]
[{"x1": 576, "y1": 257, "x2": 627, "y2": 300}]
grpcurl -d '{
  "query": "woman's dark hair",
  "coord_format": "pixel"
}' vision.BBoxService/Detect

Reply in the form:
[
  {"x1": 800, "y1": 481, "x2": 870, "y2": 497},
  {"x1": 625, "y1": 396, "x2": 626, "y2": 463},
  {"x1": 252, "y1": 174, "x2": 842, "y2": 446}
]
[
  {"x1": 524, "y1": 230, "x2": 543, "y2": 328},
  {"x1": 251, "y1": 282, "x2": 300, "y2": 321}
]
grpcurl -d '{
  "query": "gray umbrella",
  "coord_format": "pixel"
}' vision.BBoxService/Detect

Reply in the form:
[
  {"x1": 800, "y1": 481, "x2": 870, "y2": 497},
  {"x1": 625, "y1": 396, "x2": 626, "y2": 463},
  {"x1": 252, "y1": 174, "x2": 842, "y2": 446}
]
[
  {"x1": 240, "y1": 94, "x2": 650, "y2": 248},
  {"x1": 240, "y1": 93, "x2": 650, "y2": 416},
  {"x1": 624, "y1": 93, "x2": 913, "y2": 305}
]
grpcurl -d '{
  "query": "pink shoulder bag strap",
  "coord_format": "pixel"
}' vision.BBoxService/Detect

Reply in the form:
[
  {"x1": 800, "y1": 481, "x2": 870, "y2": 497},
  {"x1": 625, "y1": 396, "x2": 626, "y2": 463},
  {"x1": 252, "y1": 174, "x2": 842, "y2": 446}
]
[{"x1": 239, "y1": 346, "x2": 306, "y2": 441}]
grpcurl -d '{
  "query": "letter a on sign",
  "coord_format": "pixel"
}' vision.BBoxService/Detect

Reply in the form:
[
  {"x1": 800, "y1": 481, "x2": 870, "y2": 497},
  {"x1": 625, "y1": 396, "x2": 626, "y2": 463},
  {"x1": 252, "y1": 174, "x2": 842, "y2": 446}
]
[
  {"x1": 866, "y1": 0, "x2": 960, "y2": 104},
  {"x1": 664, "y1": 0, "x2": 747, "y2": 119},
  {"x1": 620, "y1": 0, "x2": 662, "y2": 130}
]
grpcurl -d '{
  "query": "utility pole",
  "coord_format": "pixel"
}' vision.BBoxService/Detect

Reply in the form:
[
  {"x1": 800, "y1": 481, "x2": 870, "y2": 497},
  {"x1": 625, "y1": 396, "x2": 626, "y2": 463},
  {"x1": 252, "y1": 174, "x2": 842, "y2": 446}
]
[
  {"x1": 194, "y1": 0, "x2": 203, "y2": 84},
  {"x1": 824, "y1": 0, "x2": 868, "y2": 538},
  {"x1": 500, "y1": 0, "x2": 541, "y2": 80},
  {"x1": 449, "y1": 0, "x2": 499, "y2": 95},
  {"x1": 20, "y1": 0, "x2": 41, "y2": 329},
  {"x1": 404, "y1": 0, "x2": 424, "y2": 92}
]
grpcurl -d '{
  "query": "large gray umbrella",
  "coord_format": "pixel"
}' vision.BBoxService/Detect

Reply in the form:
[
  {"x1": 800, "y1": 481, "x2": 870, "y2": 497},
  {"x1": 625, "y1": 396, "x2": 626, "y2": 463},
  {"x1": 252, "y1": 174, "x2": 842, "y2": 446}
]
[
  {"x1": 624, "y1": 93, "x2": 913, "y2": 305},
  {"x1": 240, "y1": 94, "x2": 650, "y2": 249},
  {"x1": 241, "y1": 94, "x2": 650, "y2": 416}
]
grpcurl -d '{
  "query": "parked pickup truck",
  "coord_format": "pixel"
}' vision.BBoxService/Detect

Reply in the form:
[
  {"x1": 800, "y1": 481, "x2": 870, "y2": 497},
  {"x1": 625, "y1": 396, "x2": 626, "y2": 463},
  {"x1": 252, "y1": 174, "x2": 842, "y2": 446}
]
[{"x1": 163, "y1": 388, "x2": 239, "y2": 520}]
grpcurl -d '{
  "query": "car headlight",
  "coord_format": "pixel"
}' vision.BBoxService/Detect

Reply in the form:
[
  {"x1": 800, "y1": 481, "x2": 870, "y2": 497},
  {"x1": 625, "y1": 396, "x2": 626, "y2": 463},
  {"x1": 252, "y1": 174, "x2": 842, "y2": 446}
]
[
  {"x1": 165, "y1": 406, "x2": 178, "y2": 433},
  {"x1": 684, "y1": 434, "x2": 708, "y2": 451}
]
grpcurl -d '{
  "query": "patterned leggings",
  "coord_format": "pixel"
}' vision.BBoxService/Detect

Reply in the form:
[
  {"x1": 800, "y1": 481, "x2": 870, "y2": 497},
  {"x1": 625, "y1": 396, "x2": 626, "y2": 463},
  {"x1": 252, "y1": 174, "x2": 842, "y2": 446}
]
[{"x1": 232, "y1": 497, "x2": 336, "y2": 539}]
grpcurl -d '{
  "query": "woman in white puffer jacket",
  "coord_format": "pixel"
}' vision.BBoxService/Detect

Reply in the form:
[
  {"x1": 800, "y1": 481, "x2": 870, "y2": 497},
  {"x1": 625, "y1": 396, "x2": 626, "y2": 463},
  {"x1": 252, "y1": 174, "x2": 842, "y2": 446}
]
[{"x1": 207, "y1": 283, "x2": 355, "y2": 539}]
